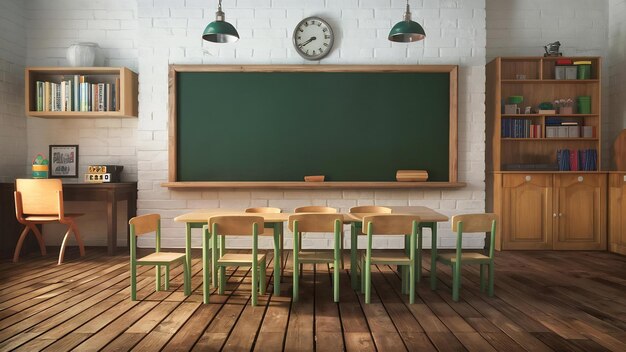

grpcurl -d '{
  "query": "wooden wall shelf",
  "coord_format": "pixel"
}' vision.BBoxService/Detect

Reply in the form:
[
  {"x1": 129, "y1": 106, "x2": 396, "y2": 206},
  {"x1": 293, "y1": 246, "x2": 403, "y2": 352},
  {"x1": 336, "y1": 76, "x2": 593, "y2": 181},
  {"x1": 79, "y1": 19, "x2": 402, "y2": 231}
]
[
  {"x1": 161, "y1": 181, "x2": 467, "y2": 190},
  {"x1": 25, "y1": 67, "x2": 138, "y2": 118}
]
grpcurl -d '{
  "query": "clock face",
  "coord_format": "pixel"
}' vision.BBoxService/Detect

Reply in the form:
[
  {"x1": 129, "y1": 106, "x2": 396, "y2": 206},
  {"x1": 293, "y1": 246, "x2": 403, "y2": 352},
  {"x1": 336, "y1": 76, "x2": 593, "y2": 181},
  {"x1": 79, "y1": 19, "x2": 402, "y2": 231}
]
[{"x1": 292, "y1": 17, "x2": 334, "y2": 60}]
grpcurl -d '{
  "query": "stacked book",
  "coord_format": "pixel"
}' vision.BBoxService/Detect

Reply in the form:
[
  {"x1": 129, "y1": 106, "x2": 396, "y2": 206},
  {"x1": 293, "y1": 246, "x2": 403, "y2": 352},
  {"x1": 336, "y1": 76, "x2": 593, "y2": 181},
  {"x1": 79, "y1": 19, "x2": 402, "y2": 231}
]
[
  {"x1": 556, "y1": 149, "x2": 597, "y2": 171},
  {"x1": 34, "y1": 76, "x2": 119, "y2": 112},
  {"x1": 501, "y1": 119, "x2": 542, "y2": 138},
  {"x1": 545, "y1": 117, "x2": 595, "y2": 138}
]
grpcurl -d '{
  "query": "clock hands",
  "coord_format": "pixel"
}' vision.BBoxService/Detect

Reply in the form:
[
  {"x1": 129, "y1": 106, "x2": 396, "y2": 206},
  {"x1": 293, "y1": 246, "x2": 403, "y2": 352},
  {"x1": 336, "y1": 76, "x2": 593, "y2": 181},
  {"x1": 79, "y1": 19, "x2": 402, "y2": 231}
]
[{"x1": 298, "y1": 36, "x2": 317, "y2": 48}]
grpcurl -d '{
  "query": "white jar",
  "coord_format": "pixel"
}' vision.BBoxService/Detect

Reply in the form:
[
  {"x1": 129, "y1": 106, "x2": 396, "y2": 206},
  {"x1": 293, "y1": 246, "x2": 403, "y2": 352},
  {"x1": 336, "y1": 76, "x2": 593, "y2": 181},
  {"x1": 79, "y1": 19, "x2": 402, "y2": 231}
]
[{"x1": 66, "y1": 42, "x2": 99, "y2": 67}]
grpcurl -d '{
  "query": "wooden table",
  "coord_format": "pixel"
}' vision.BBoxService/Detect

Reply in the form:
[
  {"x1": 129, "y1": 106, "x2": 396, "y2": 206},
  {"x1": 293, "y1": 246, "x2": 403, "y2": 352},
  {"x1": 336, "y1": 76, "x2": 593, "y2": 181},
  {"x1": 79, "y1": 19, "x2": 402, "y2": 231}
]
[
  {"x1": 175, "y1": 206, "x2": 448, "y2": 301},
  {"x1": 63, "y1": 182, "x2": 137, "y2": 255}
]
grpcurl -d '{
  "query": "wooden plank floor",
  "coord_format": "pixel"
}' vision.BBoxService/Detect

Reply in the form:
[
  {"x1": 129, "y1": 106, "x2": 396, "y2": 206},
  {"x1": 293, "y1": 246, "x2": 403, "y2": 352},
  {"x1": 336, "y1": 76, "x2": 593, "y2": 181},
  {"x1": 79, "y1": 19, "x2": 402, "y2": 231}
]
[{"x1": 0, "y1": 248, "x2": 625, "y2": 351}]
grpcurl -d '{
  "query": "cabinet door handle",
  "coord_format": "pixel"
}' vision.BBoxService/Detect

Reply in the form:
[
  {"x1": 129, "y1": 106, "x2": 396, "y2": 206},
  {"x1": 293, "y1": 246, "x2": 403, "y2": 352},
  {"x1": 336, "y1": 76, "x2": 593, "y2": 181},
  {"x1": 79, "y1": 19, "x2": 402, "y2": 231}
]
[
  {"x1": 553, "y1": 213, "x2": 557, "y2": 218},
  {"x1": 559, "y1": 213, "x2": 563, "y2": 217}
]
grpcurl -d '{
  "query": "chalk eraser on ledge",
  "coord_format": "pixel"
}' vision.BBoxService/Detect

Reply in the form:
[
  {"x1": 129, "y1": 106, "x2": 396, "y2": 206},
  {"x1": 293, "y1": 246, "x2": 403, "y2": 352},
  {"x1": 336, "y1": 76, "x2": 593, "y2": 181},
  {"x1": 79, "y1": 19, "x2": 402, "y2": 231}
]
[
  {"x1": 396, "y1": 170, "x2": 428, "y2": 182},
  {"x1": 304, "y1": 175, "x2": 325, "y2": 182}
]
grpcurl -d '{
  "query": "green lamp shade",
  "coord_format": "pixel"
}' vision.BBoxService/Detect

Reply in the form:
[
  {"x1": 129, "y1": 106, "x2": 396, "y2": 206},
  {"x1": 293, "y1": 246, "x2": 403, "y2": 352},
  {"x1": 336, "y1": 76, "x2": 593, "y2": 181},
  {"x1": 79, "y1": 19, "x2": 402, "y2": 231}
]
[
  {"x1": 202, "y1": 20, "x2": 239, "y2": 43},
  {"x1": 388, "y1": 20, "x2": 426, "y2": 42}
]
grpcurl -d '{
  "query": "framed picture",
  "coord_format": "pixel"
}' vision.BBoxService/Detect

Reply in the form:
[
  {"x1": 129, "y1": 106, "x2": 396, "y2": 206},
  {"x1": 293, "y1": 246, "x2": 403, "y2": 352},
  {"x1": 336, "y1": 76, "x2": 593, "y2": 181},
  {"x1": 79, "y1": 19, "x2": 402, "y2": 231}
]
[{"x1": 49, "y1": 145, "x2": 79, "y2": 178}]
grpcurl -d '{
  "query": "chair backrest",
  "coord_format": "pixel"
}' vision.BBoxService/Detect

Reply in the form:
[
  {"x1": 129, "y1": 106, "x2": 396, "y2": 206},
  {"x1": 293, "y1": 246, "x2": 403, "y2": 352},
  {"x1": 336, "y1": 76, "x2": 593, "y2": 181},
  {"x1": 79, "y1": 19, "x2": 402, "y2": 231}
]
[
  {"x1": 294, "y1": 206, "x2": 337, "y2": 213},
  {"x1": 129, "y1": 213, "x2": 161, "y2": 255},
  {"x1": 451, "y1": 213, "x2": 498, "y2": 233},
  {"x1": 15, "y1": 178, "x2": 62, "y2": 216},
  {"x1": 451, "y1": 213, "x2": 498, "y2": 259},
  {"x1": 209, "y1": 215, "x2": 264, "y2": 236},
  {"x1": 349, "y1": 206, "x2": 392, "y2": 214},
  {"x1": 129, "y1": 214, "x2": 160, "y2": 236},
  {"x1": 363, "y1": 214, "x2": 421, "y2": 235},
  {"x1": 245, "y1": 207, "x2": 281, "y2": 214},
  {"x1": 288, "y1": 213, "x2": 343, "y2": 233}
]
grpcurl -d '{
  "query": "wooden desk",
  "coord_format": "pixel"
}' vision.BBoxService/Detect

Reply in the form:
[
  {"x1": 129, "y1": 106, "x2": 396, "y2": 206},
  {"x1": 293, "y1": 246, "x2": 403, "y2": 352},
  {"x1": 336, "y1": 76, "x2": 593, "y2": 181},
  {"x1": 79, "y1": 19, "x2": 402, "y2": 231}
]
[
  {"x1": 63, "y1": 182, "x2": 137, "y2": 255},
  {"x1": 175, "y1": 206, "x2": 449, "y2": 300}
]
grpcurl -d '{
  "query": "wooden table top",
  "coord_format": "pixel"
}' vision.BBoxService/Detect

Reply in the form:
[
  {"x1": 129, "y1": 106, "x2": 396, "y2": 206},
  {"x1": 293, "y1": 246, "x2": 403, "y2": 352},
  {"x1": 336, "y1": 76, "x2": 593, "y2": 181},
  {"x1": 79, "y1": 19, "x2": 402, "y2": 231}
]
[{"x1": 174, "y1": 206, "x2": 448, "y2": 223}]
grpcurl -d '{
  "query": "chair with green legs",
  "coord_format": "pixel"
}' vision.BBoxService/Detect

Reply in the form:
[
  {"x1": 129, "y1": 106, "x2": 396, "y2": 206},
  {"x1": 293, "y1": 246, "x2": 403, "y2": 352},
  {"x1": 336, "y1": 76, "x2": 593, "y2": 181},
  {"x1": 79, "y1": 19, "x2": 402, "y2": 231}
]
[
  {"x1": 210, "y1": 215, "x2": 266, "y2": 306},
  {"x1": 436, "y1": 213, "x2": 498, "y2": 302},
  {"x1": 129, "y1": 214, "x2": 190, "y2": 301},
  {"x1": 359, "y1": 214, "x2": 421, "y2": 304},
  {"x1": 289, "y1": 213, "x2": 343, "y2": 302}
]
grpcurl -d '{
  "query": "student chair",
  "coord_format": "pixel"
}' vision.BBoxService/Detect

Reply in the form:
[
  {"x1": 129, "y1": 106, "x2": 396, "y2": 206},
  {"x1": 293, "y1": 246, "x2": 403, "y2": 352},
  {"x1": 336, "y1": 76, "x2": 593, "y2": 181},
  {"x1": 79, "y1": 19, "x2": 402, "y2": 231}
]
[
  {"x1": 13, "y1": 178, "x2": 85, "y2": 265},
  {"x1": 245, "y1": 207, "x2": 283, "y2": 272},
  {"x1": 360, "y1": 215, "x2": 420, "y2": 304},
  {"x1": 289, "y1": 213, "x2": 343, "y2": 302},
  {"x1": 210, "y1": 215, "x2": 266, "y2": 306},
  {"x1": 129, "y1": 214, "x2": 190, "y2": 301},
  {"x1": 349, "y1": 206, "x2": 392, "y2": 288},
  {"x1": 294, "y1": 206, "x2": 345, "y2": 269},
  {"x1": 436, "y1": 213, "x2": 497, "y2": 302}
]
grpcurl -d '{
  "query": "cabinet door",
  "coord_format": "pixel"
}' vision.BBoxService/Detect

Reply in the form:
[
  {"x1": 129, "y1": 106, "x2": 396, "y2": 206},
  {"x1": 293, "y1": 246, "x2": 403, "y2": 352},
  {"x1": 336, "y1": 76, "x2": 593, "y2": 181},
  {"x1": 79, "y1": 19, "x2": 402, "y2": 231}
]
[
  {"x1": 502, "y1": 174, "x2": 553, "y2": 250},
  {"x1": 554, "y1": 174, "x2": 606, "y2": 250},
  {"x1": 609, "y1": 174, "x2": 626, "y2": 255}
]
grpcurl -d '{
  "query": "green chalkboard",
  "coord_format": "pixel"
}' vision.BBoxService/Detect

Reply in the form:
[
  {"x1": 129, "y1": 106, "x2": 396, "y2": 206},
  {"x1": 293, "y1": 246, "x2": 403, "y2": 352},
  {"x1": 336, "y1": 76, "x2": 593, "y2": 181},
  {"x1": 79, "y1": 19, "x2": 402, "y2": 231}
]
[{"x1": 175, "y1": 67, "x2": 455, "y2": 182}]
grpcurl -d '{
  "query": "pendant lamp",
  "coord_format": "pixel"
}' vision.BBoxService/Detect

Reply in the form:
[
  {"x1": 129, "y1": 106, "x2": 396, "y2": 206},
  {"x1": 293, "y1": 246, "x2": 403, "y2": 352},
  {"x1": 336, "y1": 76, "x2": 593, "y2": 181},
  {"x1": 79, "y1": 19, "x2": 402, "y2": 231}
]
[
  {"x1": 202, "y1": 0, "x2": 239, "y2": 43},
  {"x1": 388, "y1": 0, "x2": 426, "y2": 43}
]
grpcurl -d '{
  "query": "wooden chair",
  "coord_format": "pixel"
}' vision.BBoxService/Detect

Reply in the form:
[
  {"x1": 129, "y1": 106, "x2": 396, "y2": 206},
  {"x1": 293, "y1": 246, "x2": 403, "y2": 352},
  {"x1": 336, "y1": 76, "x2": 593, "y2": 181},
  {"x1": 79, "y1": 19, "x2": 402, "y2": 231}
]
[
  {"x1": 294, "y1": 206, "x2": 345, "y2": 269},
  {"x1": 436, "y1": 213, "x2": 497, "y2": 302},
  {"x1": 13, "y1": 178, "x2": 85, "y2": 265},
  {"x1": 289, "y1": 213, "x2": 343, "y2": 302},
  {"x1": 360, "y1": 215, "x2": 420, "y2": 304},
  {"x1": 246, "y1": 207, "x2": 283, "y2": 275},
  {"x1": 210, "y1": 215, "x2": 266, "y2": 306},
  {"x1": 129, "y1": 214, "x2": 190, "y2": 300},
  {"x1": 349, "y1": 206, "x2": 392, "y2": 214},
  {"x1": 349, "y1": 206, "x2": 393, "y2": 287}
]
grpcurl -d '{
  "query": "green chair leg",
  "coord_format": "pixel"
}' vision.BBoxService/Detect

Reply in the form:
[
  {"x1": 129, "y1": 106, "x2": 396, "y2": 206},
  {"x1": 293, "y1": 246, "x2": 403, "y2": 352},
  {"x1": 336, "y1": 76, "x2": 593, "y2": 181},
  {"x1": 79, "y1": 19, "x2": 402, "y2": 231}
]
[
  {"x1": 260, "y1": 258, "x2": 266, "y2": 295},
  {"x1": 488, "y1": 262, "x2": 495, "y2": 297},
  {"x1": 293, "y1": 254, "x2": 299, "y2": 302},
  {"x1": 183, "y1": 259, "x2": 191, "y2": 296},
  {"x1": 156, "y1": 265, "x2": 162, "y2": 291},
  {"x1": 251, "y1": 263, "x2": 258, "y2": 306},
  {"x1": 130, "y1": 263, "x2": 137, "y2": 301},
  {"x1": 219, "y1": 266, "x2": 226, "y2": 295},
  {"x1": 452, "y1": 264, "x2": 461, "y2": 302},
  {"x1": 164, "y1": 265, "x2": 170, "y2": 291},
  {"x1": 409, "y1": 263, "x2": 415, "y2": 304},
  {"x1": 360, "y1": 257, "x2": 366, "y2": 294},
  {"x1": 364, "y1": 258, "x2": 372, "y2": 304},
  {"x1": 334, "y1": 255, "x2": 340, "y2": 303}
]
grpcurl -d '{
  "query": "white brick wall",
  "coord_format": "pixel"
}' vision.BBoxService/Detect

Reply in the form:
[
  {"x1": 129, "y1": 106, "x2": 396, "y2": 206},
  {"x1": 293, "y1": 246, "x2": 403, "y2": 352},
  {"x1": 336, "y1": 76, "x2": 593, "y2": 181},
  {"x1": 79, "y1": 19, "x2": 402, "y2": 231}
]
[
  {"x1": 136, "y1": 0, "x2": 487, "y2": 249},
  {"x1": 0, "y1": 0, "x2": 27, "y2": 182},
  {"x1": 609, "y1": 0, "x2": 626, "y2": 162}
]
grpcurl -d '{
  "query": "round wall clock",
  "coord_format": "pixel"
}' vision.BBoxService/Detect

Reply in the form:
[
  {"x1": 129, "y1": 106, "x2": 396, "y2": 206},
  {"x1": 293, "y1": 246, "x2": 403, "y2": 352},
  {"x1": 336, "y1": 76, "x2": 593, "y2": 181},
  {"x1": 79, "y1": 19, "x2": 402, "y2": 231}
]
[{"x1": 292, "y1": 16, "x2": 334, "y2": 60}]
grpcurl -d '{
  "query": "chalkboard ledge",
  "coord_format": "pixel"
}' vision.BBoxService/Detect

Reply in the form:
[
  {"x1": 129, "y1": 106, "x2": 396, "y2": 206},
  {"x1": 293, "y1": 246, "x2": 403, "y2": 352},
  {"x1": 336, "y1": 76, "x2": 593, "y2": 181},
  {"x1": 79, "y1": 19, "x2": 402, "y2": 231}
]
[{"x1": 161, "y1": 181, "x2": 466, "y2": 190}]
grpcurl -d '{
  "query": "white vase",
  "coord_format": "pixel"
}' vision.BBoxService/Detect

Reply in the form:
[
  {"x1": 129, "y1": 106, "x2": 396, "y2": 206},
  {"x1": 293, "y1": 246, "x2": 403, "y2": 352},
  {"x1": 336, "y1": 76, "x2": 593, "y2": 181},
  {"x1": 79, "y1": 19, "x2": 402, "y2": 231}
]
[{"x1": 66, "y1": 42, "x2": 99, "y2": 67}]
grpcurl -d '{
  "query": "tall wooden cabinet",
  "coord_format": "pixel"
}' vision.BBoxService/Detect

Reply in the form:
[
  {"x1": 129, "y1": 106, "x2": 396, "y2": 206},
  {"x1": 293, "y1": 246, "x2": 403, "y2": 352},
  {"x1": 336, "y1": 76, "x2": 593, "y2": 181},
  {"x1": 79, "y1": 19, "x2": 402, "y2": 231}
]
[{"x1": 487, "y1": 57, "x2": 607, "y2": 250}]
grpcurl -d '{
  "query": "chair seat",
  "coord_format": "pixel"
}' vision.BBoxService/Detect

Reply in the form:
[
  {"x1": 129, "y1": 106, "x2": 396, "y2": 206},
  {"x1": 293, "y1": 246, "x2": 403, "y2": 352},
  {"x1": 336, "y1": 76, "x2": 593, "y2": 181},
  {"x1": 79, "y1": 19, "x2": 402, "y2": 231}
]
[
  {"x1": 297, "y1": 250, "x2": 335, "y2": 263},
  {"x1": 24, "y1": 213, "x2": 83, "y2": 222},
  {"x1": 137, "y1": 252, "x2": 186, "y2": 264},
  {"x1": 218, "y1": 253, "x2": 266, "y2": 264},
  {"x1": 437, "y1": 252, "x2": 490, "y2": 264},
  {"x1": 364, "y1": 250, "x2": 411, "y2": 264}
]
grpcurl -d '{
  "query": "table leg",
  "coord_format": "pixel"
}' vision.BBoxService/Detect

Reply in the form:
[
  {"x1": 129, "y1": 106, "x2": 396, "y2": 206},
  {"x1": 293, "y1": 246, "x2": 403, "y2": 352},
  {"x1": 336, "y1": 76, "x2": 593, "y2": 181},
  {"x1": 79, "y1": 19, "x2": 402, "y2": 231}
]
[
  {"x1": 106, "y1": 191, "x2": 117, "y2": 255},
  {"x1": 202, "y1": 225, "x2": 210, "y2": 304},
  {"x1": 350, "y1": 223, "x2": 359, "y2": 289},
  {"x1": 212, "y1": 225, "x2": 218, "y2": 288},
  {"x1": 126, "y1": 191, "x2": 137, "y2": 249},
  {"x1": 430, "y1": 222, "x2": 438, "y2": 290},
  {"x1": 273, "y1": 223, "x2": 281, "y2": 296},
  {"x1": 185, "y1": 222, "x2": 192, "y2": 284},
  {"x1": 417, "y1": 225, "x2": 423, "y2": 283}
]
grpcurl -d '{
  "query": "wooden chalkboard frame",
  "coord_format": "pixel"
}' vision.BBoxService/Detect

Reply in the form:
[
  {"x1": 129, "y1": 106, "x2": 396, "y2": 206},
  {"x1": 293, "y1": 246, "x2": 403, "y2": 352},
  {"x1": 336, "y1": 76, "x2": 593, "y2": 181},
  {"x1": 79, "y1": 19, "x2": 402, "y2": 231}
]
[{"x1": 164, "y1": 65, "x2": 463, "y2": 189}]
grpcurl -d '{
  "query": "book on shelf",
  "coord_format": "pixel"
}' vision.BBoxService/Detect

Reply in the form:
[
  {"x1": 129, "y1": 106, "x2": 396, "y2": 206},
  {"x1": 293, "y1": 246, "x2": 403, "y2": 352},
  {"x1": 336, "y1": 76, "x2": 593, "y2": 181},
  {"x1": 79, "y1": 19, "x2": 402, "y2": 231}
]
[
  {"x1": 501, "y1": 118, "x2": 542, "y2": 138},
  {"x1": 34, "y1": 75, "x2": 119, "y2": 113},
  {"x1": 557, "y1": 149, "x2": 597, "y2": 171}
]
